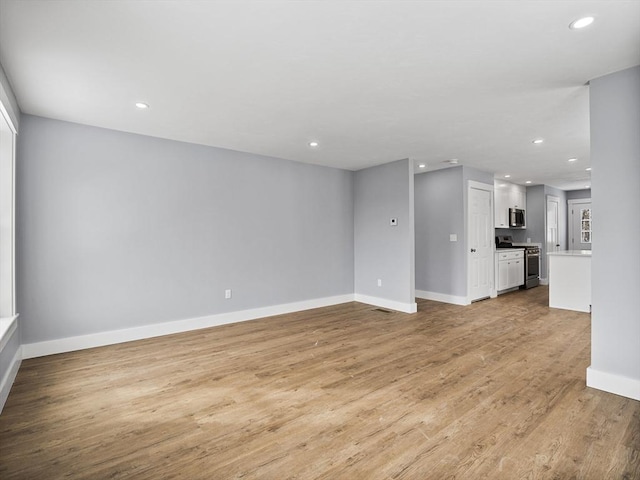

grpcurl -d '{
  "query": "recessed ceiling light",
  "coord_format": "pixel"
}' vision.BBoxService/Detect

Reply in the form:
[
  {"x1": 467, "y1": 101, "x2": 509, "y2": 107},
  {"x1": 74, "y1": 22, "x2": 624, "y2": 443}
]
[
  {"x1": 449, "y1": 158, "x2": 459, "y2": 164},
  {"x1": 135, "y1": 102, "x2": 149, "y2": 109},
  {"x1": 525, "y1": 180, "x2": 532, "y2": 184},
  {"x1": 568, "y1": 158, "x2": 577, "y2": 162},
  {"x1": 586, "y1": 167, "x2": 592, "y2": 171},
  {"x1": 504, "y1": 174, "x2": 511, "y2": 178},
  {"x1": 585, "y1": 185, "x2": 591, "y2": 189},
  {"x1": 532, "y1": 139, "x2": 544, "y2": 144},
  {"x1": 418, "y1": 163, "x2": 426, "y2": 168},
  {"x1": 309, "y1": 141, "x2": 319, "y2": 147},
  {"x1": 570, "y1": 16, "x2": 594, "y2": 30}
]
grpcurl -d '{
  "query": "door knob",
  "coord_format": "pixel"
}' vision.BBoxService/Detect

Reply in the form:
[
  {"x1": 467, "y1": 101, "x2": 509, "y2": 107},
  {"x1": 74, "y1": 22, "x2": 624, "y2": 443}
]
[{"x1": 470, "y1": 248, "x2": 476, "y2": 253}]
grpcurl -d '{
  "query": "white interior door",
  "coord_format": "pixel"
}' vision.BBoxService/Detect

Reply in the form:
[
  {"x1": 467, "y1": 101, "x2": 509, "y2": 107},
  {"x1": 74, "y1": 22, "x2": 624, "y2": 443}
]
[
  {"x1": 546, "y1": 196, "x2": 559, "y2": 253},
  {"x1": 468, "y1": 184, "x2": 492, "y2": 302},
  {"x1": 569, "y1": 200, "x2": 592, "y2": 250},
  {"x1": 546, "y1": 195, "x2": 559, "y2": 280}
]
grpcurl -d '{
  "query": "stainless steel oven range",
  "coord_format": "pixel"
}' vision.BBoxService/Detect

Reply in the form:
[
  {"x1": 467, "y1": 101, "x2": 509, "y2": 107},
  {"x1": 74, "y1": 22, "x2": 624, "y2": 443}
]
[
  {"x1": 496, "y1": 235, "x2": 540, "y2": 289},
  {"x1": 522, "y1": 246, "x2": 540, "y2": 289}
]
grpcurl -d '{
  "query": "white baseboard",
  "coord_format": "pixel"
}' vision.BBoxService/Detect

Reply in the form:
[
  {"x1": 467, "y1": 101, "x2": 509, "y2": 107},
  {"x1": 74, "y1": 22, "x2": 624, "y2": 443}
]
[
  {"x1": 22, "y1": 294, "x2": 354, "y2": 359},
  {"x1": 354, "y1": 294, "x2": 417, "y2": 313},
  {"x1": 0, "y1": 314, "x2": 19, "y2": 352},
  {"x1": 415, "y1": 290, "x2": 469, "y2": 306},
  {"x1": 539, "y1": 277, "x2": 549, "y2": 286},
  {"x1": 586, "y1": 366, "x2": 640, "y2": 401},
  {"x1": 0, "y1": 345, "x2": 22, "y2": 414}
]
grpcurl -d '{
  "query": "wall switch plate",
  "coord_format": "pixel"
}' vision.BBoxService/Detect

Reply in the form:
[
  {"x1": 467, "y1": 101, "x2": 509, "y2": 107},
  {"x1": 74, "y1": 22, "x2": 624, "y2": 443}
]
[
  {"x1": 527, "y1": 238, "x2": 531, "y2": 243},
  {"x1": 390, "y1": 218, "x2": 398, "y2": 226},
  {"x1": 377, "y1": 278, "x2": 382, "y2": 287},
  {"x1": 449, "y1": 234, "x2": 457, "y2": 242},
  {"x1": 225, "y1": 289, "x2": 232, "y2": 299}
]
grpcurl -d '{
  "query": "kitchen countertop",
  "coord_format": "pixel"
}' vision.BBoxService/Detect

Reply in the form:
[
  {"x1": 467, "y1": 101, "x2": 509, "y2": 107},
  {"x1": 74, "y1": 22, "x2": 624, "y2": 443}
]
[
  {"x1": 547, "y1": 250, "x2": 592, "y2": 257},
  {"x1": 495, "y1": 248, "x2": 525, "y2": 253}
]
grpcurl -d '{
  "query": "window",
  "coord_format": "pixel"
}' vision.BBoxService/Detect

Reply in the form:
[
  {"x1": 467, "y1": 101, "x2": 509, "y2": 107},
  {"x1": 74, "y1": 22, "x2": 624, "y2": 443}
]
[
  {"x1": 0, "y1": 100, "x2": 16, "y2": 324},
  {"x1": 580, "y1": 208, "x2": 592, "y2": 244}
]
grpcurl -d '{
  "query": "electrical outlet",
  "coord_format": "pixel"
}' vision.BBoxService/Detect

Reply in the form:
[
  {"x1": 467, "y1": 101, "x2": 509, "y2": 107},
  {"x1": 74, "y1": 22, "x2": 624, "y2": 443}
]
[
  {"x1": 377, "y1": 278, "x2": 382, "y2": 287},
  {"x1": 449, "y1": 234, "x2": 457, "y2": 242},
  {"x1": 225, "y1": 289, "x2": 232, "y2": 299}
]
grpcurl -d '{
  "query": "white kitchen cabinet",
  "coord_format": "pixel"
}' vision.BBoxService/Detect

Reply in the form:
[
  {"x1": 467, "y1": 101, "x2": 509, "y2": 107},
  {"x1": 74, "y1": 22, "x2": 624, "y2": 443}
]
[
  {"x1": 508, "y1": 255, "x2": 524, "y2": 286},
  {"x1": 494, "y1": 184, "x2": 509, "y2": 228},
  {"x1": 498, "y1": 257, "x2": 509, "y2": 290},
  {"x1": 496, "y1": 250, "x2": 524, "y2": 292},
  {"x1": 513, "y1": 188, "x2": 526, "y2": 210},
  {"x1": 494, "y1": 181, "x2": 526, "y2": 228}
]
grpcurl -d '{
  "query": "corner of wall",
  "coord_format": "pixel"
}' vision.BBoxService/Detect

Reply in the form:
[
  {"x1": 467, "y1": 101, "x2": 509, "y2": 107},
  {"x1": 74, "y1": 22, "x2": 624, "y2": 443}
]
[
  {"x1": 0, "y1": 61, "x2": 20, "y2": 132},
  {"x1": 354, "y1": 159, "x2": 415, "y2": 312},
  {"x1": 0, "y1": 316, "x2": 22, "y2": 414}
]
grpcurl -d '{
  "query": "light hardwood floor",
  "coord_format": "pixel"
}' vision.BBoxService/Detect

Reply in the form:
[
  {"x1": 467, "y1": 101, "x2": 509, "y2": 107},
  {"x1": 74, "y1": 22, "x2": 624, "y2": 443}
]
[{"x1": 1, "y1": 286, "x2": 638, "y2": 479}]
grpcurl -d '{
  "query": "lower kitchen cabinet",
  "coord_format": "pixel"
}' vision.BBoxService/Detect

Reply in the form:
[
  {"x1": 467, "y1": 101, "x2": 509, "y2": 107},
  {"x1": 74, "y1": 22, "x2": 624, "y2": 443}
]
[{"x1": 496, "y1": 250, "x2": 524, "y2": 292}]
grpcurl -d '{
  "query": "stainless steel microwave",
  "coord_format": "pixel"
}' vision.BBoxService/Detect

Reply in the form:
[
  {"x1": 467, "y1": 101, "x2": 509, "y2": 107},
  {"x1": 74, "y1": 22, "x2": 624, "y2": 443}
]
[{"x1": 509, "y1": 208, "x2": 525, "y2": 228}]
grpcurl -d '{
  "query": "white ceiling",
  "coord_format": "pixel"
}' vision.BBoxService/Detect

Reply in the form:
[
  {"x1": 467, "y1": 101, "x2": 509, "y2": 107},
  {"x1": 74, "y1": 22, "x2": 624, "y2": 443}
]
[{"x1": 1, "y1": 1, "x2": 639, "y2": 190}]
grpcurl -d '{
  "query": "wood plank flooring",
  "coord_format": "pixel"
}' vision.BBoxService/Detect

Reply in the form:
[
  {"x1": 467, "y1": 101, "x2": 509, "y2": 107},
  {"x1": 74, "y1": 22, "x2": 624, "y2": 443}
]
[{"x1": 1, "y1": 286, "x2": 638, "y2": 479}]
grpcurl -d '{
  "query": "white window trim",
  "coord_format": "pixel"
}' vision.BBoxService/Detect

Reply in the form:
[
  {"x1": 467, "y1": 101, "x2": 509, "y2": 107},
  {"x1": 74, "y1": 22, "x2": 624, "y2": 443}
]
[{"x1": 0, "y1": 98, "x2": 17, "y2": 340}]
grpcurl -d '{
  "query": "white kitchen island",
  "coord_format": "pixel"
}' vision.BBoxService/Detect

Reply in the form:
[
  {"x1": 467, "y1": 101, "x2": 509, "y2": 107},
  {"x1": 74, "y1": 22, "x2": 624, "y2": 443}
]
[{"x1": 548, "y1": 250, "x2": 592, "y2": 313}]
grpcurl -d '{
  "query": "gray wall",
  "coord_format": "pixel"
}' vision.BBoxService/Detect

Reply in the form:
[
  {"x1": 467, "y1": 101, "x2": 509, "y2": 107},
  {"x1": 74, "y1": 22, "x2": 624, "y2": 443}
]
[
  {"x1": 462, "y1": 167, "x2": 495, "y2": 191},
  {"x1": 354, "y1": 159, "x2": 415, "y2": 305},
  {"x1": 415, "y1": 166, "x2": 493, "y2": 298},
  {"x1": 565, "y1": 189, "x2": 591, "y2": 201},
  {"x1": 17, "y1": 115, "x2": 355, "y2": 344},
  {"x1": 590, "y1": 65, "x2": 640, "y2": 384},
  {"x1": 494, "y1": 227, "x2": 527, "y2": 243},
  {"x1": 415, "y1": 167, "x2": 464, "y2": 296},
  {"x1": 524, "y1": 185, "x2": 545, "y2": 245}
]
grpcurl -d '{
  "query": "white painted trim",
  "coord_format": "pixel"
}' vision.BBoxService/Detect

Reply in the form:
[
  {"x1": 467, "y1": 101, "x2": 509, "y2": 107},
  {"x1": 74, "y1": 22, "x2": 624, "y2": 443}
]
[
  {"x1": 0, "y1": 345, "x2": 22, "y2": 414},
  {"x1": 22, "y1": 294, "x2": 354, "y2": 359},
  {"x1": 496, "y1": 286, "x2": 520, "y2": 295},
  {"x1": 0, "y1": 314, "x2": 18, "y2": 352},
  {"x1": 0, "y1": 105, "x2": 16, "y2": 319},
  {"x1": 467, "y1": 180, "x2": 494, "y2": 192},
  {"x1": 567, "y1": 199, "x2": 593, "y2": 251},
  {"x1": 545, "y1": 195, "x2": 560, "y2": 281},
  {"x1": 586, "y1": 366, "x2": 640, "y2": 401},
  {"x1": 467, "y1": 180, "x2": 495, "y2": 304},
  {"x1": 415, "y1": 290, "x2": 469, "y2": 306},
  {"x1": 354, "y1": 294, "x2": 417, "y2": 314},
  {"x1": 0, "y1": 92, "x2": 18, "y2": 134}
]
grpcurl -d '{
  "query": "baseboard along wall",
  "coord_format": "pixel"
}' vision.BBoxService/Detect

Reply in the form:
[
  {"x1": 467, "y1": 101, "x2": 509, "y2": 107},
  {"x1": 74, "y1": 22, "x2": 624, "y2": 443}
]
[
  {"x1": 0, "y1": 345, "x2": 21, "y2": 414},
  {"x1": 22, "y1": 294, "x2": 355, "y2": 359},
  {"x1": 415, "y1": 290, "x2": 469, "y2": 306},
  {"x1": 586, "y1": 366, "x2": 640, "y2": 401},
  {"x1": 22, "y1": 293, "x2": 419, "y2": 359}
]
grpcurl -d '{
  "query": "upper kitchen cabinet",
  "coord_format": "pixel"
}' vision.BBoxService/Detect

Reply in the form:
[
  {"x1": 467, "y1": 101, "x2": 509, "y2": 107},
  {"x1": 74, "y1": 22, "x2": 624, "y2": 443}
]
[{"x1": 494, "y1": 181, "x2": 526, "y2": 228}]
